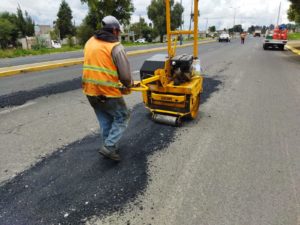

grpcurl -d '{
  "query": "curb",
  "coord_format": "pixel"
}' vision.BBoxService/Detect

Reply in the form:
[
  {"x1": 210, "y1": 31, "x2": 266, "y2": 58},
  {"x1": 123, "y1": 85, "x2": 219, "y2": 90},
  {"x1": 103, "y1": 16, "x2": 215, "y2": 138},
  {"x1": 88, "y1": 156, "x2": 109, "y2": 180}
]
[
  {"x1": 285, "y1": 44, "x2": 300, "y2": 55},
  {"x1": 0, "y1": 40, "x2": 215, "y2": 78},
  {"x1": 0, "y1": 59, "x2": 83, "y2": 77}
]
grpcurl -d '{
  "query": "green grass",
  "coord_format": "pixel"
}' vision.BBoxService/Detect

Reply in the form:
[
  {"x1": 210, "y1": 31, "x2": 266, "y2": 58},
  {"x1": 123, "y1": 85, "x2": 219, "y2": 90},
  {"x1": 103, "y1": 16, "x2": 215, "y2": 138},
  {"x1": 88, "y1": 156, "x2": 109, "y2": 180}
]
[
  {"x1": 0, "y1": 38, "x2": 211, "y2": 59},
  {"x1": 0, "y1": 45, "x2": 83, "y2": 58},
  {"x1": 288, "y1": 33, "x2": 300, "y2": 40}
]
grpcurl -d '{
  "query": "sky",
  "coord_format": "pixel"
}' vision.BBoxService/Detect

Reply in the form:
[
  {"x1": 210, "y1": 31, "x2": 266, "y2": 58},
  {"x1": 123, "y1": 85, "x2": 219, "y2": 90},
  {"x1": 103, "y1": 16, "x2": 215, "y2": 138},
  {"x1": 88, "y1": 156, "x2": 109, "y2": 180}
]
[{"x1": 0, "y1": 0, "x2": 292, "y2": 30}]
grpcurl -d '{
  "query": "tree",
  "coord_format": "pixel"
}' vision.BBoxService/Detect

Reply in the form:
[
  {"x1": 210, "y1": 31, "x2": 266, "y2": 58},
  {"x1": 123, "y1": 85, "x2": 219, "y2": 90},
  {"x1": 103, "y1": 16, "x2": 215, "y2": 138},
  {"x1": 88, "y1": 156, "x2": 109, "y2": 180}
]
[
  {"x1": 209, "y1": 26, "x2": 216, "y2": 33},
  {"x1": 233, "y1": 24, "x2": 243, "y2": 33},
  {"x1": 55, "y1": 0, "x2": 75, "y2": 39},
  {"x1": 0, "y1": 8, "x2": 34, "y2": 48},
  {"x1": 147, "y1": 0, "x2": 184, "y2": 42},
  {"x1": 76, "y1": 21, "x2": 94, "y2": 45},
  {"x1": 131, "y1": 17, "x2": 153, "y2": 41},
  {"x1": 287, "y1": 23, "x2": 297, "y2": 32},
  {"x1": 0, "y1": 12, "x2": 19, "y2": 47},
  {"x1": 24, "y1": 11, "x2": 34, "y2": 36},
  {"x1": 16, "y1": 5, "x2": 35, "y2": 37},
  {"x1": 16, "y1": 5, "x2": 25, "y2": 37},
  {"x1": 288, "y1": 3, "x2": 300, "y2": 24},
  {"x1": 248, "y1": 25, "x2": 255, "y2": 33},
  {"x1": 0, "y1": 18, "x2": 16, "y2": 48},
  {"x1": 81, "y1": 0, "x2": 134, "y2": 30},
  {"x1": 261, "y1": 25, "x2": 267, "y2": 34}
]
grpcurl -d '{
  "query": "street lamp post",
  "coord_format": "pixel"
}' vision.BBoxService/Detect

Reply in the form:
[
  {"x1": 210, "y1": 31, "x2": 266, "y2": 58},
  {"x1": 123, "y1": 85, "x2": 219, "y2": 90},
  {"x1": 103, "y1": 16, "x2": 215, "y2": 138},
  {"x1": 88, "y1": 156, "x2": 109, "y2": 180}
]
[
  {"x1": 180, "y1": 0, "x2": 183, "y2": 45},
  {"x1": 229, "y1": 6, "x2": 240, "y2": 31},
  {"x1": 205, "y1": 18, "x2": 208, "y2": 37},
  {"x1": 229, "y1": 6, "x2": 240, "y2": 36}
]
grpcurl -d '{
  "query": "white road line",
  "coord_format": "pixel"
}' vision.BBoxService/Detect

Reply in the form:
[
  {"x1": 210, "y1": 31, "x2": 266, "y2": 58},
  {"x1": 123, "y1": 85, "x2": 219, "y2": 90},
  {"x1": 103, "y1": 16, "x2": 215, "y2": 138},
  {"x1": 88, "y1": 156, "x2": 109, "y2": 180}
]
[
  {"x1": 0, "y1": 101, "x2": 36, "y2": 115},
  {"x1": 132, "y1": 70, "x2": 140, "y2": 74}
]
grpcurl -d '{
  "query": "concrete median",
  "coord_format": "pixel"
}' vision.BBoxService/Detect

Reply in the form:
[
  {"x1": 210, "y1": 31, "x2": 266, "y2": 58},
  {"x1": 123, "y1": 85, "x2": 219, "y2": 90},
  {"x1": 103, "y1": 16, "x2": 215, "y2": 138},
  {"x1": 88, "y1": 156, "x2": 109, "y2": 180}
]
[{"x1": 0, "y1": 40, "x2": 215, "y2": 78}]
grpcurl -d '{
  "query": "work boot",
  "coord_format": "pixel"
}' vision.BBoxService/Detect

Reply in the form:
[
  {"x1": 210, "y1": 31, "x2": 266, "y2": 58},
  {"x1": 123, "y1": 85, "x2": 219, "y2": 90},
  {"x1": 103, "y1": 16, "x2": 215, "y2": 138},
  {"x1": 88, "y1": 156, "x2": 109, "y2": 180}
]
[{"x1": 99, "y1": 146, "x2": 121, "y2": 161}]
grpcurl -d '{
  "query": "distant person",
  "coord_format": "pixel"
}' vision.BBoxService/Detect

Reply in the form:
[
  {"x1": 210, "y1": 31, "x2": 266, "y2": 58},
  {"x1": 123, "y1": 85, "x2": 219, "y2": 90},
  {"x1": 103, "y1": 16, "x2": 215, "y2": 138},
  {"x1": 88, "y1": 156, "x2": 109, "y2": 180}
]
[{"x1": 241, "y1": 32, "x2": 246, "y2": 44}]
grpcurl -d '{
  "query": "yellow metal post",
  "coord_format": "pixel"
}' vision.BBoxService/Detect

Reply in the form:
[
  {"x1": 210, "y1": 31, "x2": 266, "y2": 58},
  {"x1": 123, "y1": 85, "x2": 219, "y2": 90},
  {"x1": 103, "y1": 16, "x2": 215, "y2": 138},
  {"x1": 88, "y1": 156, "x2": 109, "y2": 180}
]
[
  {"x1": 166, "y1": 0, "x2": 172, "y2": 58},
  {"x1": 193, "y1": 0, "x2": 198, "y2": 58}
]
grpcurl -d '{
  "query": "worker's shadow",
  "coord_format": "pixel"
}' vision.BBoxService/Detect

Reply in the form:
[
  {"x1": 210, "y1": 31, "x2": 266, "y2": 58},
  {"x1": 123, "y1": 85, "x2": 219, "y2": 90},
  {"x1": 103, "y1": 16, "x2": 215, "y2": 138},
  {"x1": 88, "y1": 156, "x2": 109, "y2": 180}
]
[{"x1": 0, "y1": 76, "x2": 222, "y2": 225}]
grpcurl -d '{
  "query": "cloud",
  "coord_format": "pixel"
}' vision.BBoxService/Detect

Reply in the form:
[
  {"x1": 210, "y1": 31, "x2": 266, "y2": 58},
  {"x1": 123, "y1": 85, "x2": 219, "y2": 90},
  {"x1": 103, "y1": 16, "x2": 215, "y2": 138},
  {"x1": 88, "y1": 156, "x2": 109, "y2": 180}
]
[
  {"x1": 0, "y1": 0, "x2": 88, "y2": 26},
  {"x1": 0, "y1": 0, "x2": 291, "y2": 29}
]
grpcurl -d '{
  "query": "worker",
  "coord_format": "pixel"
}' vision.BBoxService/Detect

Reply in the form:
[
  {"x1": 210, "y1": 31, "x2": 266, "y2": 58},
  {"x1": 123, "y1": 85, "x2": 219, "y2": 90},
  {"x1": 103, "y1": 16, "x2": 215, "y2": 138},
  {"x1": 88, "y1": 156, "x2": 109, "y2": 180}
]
[
  {"x1": 241, "y1": 32, "x2": 246, "y2": 44},
  {"x1": 82, "y1": 15, "x2": 133, "y2": 161}
]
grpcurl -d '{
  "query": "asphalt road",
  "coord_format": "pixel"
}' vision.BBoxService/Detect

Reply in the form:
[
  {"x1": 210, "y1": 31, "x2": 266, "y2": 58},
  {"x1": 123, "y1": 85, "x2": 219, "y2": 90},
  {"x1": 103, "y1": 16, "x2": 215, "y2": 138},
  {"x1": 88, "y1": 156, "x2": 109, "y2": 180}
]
[
  {"x1": 0, "y1": 37, "x2": 299, "y2": 225},
  {"x1": 0, "y1": 42, "x2": 190, "y2": 67}
]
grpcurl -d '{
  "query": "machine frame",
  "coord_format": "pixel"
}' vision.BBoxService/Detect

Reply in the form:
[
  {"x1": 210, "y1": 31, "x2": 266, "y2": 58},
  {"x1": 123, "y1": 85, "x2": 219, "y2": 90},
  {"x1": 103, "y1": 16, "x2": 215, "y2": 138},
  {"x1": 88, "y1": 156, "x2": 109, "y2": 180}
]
[{"x1": 131, "y1": 0, "x2": 203, "y2": 125}]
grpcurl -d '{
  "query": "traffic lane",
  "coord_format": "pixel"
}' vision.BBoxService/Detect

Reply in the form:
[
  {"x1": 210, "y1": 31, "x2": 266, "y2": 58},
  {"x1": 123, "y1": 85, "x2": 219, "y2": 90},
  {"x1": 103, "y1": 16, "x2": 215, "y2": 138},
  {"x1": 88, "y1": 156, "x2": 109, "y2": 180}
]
[
  {"x1": 0, "y1": 41, "x2": 212, "y2": 67},
  {"x1": 2, "y1": 37, "x2": 299, "y2": 224},
  {"x1": 0, "y1": 79, "x2": 222, "y2": 225},
  {"x1": 0, "y1": 73, "x2": 221, "y2": 183},
  {"x1": 0, "y1": 39, "x2": 229, "y2": 183},
  {"x1": 93, "y1": 37, "x2": 300, "y2": 225},
  {"x1": 0, "y1": 38, "x2": 260, "y2": 223}
]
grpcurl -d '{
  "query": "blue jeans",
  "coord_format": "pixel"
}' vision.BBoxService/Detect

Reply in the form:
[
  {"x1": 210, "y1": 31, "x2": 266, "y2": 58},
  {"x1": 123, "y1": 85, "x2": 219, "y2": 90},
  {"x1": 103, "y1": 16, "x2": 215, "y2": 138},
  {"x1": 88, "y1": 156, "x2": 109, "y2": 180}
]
[{"x1": 87, "y1": 96, "x2": 130, "y2": 150}]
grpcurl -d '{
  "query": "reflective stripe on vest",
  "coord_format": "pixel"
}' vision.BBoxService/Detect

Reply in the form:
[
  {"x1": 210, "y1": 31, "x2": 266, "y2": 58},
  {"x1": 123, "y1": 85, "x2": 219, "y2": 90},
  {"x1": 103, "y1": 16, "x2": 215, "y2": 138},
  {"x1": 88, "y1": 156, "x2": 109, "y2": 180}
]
[
  {"x1": 83, "y1": 65, "x2": 118, "y2": 77},
  {"x1": 82, "y1": 37, "x2": 121, "y2": 97}
]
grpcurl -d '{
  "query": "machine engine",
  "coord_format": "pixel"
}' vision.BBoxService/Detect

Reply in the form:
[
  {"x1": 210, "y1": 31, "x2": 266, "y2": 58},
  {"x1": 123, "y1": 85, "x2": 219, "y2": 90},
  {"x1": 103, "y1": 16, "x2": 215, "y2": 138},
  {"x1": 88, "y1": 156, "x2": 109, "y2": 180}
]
[{"x1": 171, "y1": 54, "x2": 194, "y2": 85}]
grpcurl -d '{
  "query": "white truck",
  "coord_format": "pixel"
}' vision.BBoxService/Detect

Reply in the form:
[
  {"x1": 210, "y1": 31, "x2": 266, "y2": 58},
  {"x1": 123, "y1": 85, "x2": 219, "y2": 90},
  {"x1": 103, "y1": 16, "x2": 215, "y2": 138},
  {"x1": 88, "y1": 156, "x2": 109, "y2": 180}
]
[
  {"x1": 263, "y1": 29, "x2": 288, "y2": 51},
  {"x1": 218, "y1": 33, "x2": 231, "y2": 42},
  {"x1": 254, "y1": 30, "x2": 261, "y2": 37}
]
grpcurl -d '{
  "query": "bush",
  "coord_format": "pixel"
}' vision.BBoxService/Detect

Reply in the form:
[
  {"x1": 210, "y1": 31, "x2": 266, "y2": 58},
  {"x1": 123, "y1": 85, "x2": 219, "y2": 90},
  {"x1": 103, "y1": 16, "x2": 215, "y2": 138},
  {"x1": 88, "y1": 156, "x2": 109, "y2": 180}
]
[
  {"x1": 76, "y1": 23, "x2": 94, "y2": 45},
  {"x1": 67, "y1": 35, "x2": 74, "y2": 47},
  {"x1": 31, "y1": 37, "x2": 48, "y2": 50}
]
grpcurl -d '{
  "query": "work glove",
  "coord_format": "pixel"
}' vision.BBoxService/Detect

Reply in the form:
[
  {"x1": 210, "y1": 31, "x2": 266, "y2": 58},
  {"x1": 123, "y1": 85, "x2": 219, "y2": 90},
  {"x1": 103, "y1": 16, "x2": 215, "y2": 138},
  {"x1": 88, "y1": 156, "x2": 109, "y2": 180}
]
[{"x1": 119, "y1": 86, "x2": 132, "y2": 95}]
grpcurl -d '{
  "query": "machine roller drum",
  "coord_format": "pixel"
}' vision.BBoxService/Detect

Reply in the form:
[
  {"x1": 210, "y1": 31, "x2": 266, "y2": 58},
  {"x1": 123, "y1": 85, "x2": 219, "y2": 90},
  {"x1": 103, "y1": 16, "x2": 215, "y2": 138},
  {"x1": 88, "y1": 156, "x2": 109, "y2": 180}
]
[{"x1": 152, "y1": 113, "x2": 181, "y2": 126}]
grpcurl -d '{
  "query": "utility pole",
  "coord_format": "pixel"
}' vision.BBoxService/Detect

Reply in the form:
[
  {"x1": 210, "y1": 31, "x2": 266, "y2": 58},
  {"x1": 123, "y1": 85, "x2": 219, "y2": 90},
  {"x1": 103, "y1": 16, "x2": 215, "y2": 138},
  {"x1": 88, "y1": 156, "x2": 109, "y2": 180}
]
[
  {"x1": 180, "y1": 0, "x2": 183, "y2": 45},
  {"x1": 188, "y1": 0, "x2": 193, "y2": 39},
  {"x1": 276, "y1": 1, "x2": 281, "y2": 26},
  {"x1": 205, "y1": 18, "x2": 208, "y2": 36},
  {"x1": 230, "y1": 6, "x2": 240, "y2": 33},
  {"x1": 139, "y1": 14, "x2": 142, "y2": 38}
]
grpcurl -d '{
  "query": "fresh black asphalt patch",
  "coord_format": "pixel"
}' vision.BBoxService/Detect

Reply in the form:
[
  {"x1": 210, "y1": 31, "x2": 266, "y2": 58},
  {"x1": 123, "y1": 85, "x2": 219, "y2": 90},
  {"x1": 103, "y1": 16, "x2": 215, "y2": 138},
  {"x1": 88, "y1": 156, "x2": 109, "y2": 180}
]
[
  {"x1": 0, "y1": 77, "x2": 81, "y2": 108},
  {"x1": 0, "y1": 77, "x2": 221, "y2": 225}
]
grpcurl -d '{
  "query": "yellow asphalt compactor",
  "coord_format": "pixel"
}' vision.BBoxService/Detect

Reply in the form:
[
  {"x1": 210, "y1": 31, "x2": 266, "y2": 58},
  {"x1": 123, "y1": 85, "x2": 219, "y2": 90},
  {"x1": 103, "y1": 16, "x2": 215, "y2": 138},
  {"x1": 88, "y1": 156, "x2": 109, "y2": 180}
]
[{"x1": 131, "y1": 0, "x2": 203, "y2": 126}]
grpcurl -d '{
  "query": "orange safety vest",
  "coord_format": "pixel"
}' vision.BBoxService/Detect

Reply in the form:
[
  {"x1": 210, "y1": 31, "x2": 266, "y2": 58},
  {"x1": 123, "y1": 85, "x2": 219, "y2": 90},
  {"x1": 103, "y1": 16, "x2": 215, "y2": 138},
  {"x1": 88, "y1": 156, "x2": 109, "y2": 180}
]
[{"x1": 82, "y1": 37, "x2": 122, "y2": 97}]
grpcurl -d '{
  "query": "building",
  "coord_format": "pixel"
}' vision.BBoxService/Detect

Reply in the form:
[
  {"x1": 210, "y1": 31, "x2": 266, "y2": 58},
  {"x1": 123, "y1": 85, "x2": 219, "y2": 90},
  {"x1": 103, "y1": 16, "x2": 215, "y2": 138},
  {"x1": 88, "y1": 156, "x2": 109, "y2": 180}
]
[{"x1": 34, "y1": 25, "x2": 52, "y2": 36}]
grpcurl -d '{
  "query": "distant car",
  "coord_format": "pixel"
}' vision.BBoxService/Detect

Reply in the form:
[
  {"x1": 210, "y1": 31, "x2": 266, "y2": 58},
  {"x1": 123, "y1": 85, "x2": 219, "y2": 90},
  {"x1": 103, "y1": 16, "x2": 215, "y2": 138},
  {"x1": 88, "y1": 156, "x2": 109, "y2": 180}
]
[
  {"x1": 51, "y1": 40, "x2": 61, "y2": 48},
  {"x1": 135, "y1": 38, "x2": 146, "y2": 43},
  {"x1": 218, "y1": 33, "x2": 231, "y2": 42}
]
